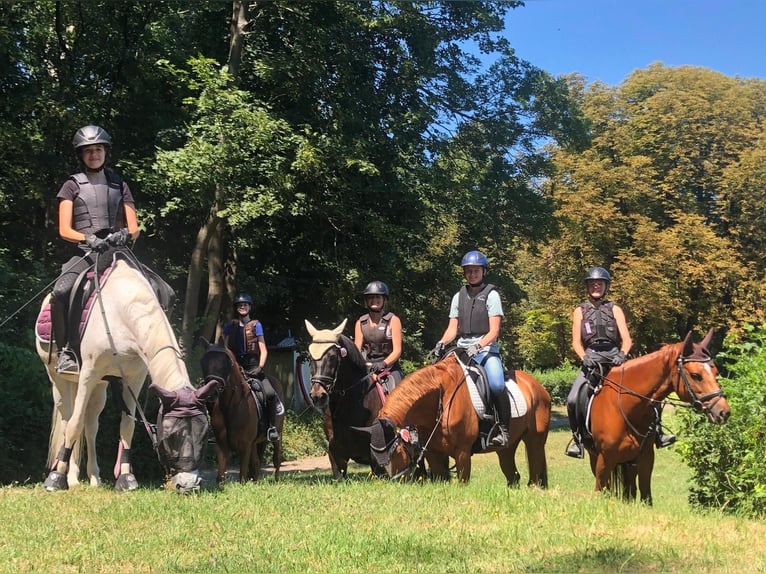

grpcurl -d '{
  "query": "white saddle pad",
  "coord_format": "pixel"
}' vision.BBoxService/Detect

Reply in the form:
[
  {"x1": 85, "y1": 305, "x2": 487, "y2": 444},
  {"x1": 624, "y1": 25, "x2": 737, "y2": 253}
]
[{"x1": 464, "y1": 366, "x2": 528, "y2": 419}]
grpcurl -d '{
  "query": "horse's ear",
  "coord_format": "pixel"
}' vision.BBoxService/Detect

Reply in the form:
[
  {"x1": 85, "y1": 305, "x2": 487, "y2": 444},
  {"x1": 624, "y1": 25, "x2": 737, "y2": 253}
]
[
  {"x1": 305, "y1": 319, "x2": 317, "y2": 338},
  {"x1": 700, "y1": 328, "x2": 715, "y2": 353},
  {"x1": 681, "y1": 331, "x2": 694, "y2": 357},
  {"x1": 332, "y1": 318, "x2": 348, "y2": 336},
  {"x1": 196, "y1": 379, "x2": 220, "y2": 402}
]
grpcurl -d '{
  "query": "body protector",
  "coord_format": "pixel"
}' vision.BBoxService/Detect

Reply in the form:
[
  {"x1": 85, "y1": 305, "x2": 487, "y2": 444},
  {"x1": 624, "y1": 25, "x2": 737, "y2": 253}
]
[
  {"x1": 580, "y1": 300, "x2": 620, "y2": 350},
  {"x1": 358, "y1": 311, "x2": 394, "y2": 360},
  {"x1": 457, "y1": 283, "x2": 497, "y2": 338},
  {"x1": 227, "y1": 319, "x2": 262, "y2": 369},
  {"x1": 70, "y1": 171, "x2": 127, "y2": 237}
]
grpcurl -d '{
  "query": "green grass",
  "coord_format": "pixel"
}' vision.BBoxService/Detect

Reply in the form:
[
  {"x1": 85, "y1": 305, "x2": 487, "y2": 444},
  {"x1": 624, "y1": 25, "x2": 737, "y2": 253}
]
[{"x1": 1, "y1": 416, "x2": 764, "y2": 573}]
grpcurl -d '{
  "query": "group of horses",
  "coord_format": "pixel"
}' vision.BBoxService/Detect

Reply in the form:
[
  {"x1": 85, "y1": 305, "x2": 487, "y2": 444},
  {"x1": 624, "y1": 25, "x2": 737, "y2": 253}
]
[
  {"x1": 305, "y1": 320, "x2": 730, "y2": 504},
  {"x1": 33, "y1": 249, "x2": 731, "y2": 504}
]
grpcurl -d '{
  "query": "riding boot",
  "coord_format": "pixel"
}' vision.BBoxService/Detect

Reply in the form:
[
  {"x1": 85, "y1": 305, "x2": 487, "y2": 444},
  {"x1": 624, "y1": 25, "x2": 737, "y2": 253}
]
[
  {"x1": 654, "y1": 405, "x2": 676, "y2": 448},
  {"x1": 565, "y1": 404, "x2": 584, "y2": 458},
  {"x1": 50, "y1": 298, "x2": 78, "y2": 374},
  {"x1": 258, "y1": 376, "x2": 280, "y2": 443},
  {"x1": 489, "y1": 390, "x2": 511, "y2": 447}
]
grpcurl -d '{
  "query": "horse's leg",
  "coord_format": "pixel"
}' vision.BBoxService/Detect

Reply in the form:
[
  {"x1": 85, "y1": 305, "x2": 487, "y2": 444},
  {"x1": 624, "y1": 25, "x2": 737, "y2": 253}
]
[
  {"x1": 592, "y1": 452, "x2": 615, "y2": 493},
  {"x1": 215, "y1": 443, "x2": 229, "y2": 485},
  {"x1": 454, "y1": 450, "x2": 472, "y2": 483},
  {"x1": 622, "y1": 463, "x2": 638, "y2": 501},
  {"x1": 239, "y1": 443, "x2": 253, "y2": 482},
  {"x1": 82, "y1": 382, "x2": 107, "y2": 486},
  {"x1": 250, "y1": 441, "x2": 262, "y2": 482},
  {"x1": 524, "y1": 434, "x2": 549, "y2": 488},
  {"x1": 637, "y1": 448, "x2": 655, "y2": 505},
  {"x1": 425, "y1": 452, "x2": 451, "y2": 481},
  {"x1": 114, "y1": 380, "x2": 142, "y2": 492},
  {"x1": 496, "y1": 442, "x2": 521, "y2": 487},
  {"x1": 327, "y1": 442, "x2": 348, "y2": 479},
  {"x1": 271, "y1": 438, "x2": 282, "y2": 482}
]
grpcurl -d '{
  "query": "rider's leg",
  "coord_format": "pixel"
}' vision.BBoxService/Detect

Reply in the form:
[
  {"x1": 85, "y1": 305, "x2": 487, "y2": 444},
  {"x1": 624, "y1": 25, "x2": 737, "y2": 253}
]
[
  {"x1": 259, "y1": 376, "x2": 280, "y2": 442},
  {"x1": 51, "y1": 260, "x2": 80, "y2": 374},
  {"x1": 481, "y1": 353, "x2": 509, "y2": 447},
  {"x1": 565, "y1": 371, "x2": 587, "y2": 458},
  {"x1": 654, "y1": 404, "x2": 677, "y2": 448}
]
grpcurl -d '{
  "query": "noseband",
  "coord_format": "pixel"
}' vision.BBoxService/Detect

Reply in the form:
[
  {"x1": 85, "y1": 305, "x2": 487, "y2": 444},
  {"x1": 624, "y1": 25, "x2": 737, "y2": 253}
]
[
  {"x1": 310, "y1": 344, "x2": 342, "y2": 394},
  {"x1": 676, "y1": 355, "x2": 727, "y2": 414}
]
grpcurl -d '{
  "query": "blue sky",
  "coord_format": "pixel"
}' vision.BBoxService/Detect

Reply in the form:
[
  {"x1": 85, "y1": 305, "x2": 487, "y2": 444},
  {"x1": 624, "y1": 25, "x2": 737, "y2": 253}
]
[{"x1": 503, "y1": 0, "x2": 766, "y2": 85}]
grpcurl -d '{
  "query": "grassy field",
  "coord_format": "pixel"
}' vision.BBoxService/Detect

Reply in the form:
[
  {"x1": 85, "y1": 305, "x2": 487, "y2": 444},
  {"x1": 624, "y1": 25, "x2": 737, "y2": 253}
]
[{"x1": 1, "y1": 415, "x2": 764, "y2": 573}]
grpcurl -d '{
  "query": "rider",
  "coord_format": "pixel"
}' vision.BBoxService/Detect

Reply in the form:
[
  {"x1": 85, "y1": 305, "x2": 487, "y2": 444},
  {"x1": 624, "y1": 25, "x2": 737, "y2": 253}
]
[
  {"x1": 222, "y1": 293, "x2": 280, "y2": 442},
  {"x1": 51, "y1": 125, "x2": 139, "y2": 374},
  {"x1": 433, "y1": 250, "x2": 510, "y2": 447},
  {"x1": 565, "y1": 266, "x2": 676, "y2": 458},
  {"x1": 354, "y1": 280, "x2": 404, "y2": 392}
]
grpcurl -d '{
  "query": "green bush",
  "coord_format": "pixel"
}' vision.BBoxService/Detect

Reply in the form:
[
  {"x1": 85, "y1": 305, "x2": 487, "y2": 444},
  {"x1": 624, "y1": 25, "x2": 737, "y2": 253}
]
[
  {"x1": 677, "y1": 324, "x2": 766, "y2": 517},
  {"x1": 529, "y1": 364, "x2": 578, "y2": 406}
]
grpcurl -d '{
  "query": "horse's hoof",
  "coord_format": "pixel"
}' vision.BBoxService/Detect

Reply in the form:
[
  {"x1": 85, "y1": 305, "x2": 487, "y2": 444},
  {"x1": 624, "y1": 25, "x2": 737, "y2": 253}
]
[
  {"x1": 114, "y1": 473, "x2": 139, "y2": 492},
  {"x1": 43, "y1": 471, "x2": 69, "y2": 492}
]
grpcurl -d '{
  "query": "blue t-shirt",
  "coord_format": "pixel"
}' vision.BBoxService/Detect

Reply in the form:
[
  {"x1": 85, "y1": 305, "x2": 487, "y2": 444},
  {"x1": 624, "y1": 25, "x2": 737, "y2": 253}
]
[{"x1": 448, "y1": 289, "x2": 503, "y2": 352}]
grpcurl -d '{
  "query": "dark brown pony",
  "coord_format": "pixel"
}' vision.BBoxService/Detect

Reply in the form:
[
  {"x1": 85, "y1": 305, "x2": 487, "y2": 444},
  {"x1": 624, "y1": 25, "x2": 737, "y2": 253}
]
[
  {"x1": 587, "y1": 329, "x2": 730, "y2": 504},
  {"x1": 359, "y1": 353, "x2": 551, "y2": 486},
  {"x1": 200, "y1": 340, "x2": 284, "y2": 483},
  {"x1": 305, "y1": 319, "x2": 386, "y2": 478}
]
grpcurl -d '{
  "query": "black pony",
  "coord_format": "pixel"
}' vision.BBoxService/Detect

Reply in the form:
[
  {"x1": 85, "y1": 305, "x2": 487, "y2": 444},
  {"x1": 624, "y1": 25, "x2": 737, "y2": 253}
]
[{"x1": 305, "y1": 319, "x2": 386, "y2": 478}]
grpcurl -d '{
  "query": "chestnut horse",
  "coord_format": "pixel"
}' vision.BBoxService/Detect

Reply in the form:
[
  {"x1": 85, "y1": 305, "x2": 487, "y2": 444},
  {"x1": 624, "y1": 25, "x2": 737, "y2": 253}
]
[
  {"x1": 359, "y1": 352, "x2": 551, "y2": 486},
  {"x1": 305, "y1": 319, "x2": 386, "y2": 478},
  {"x1": 586, "y1": 329, "x2": 730, "y2": 504},
  {"x1": 199, "y1": 340, "x2": 284, "y2": 483}
]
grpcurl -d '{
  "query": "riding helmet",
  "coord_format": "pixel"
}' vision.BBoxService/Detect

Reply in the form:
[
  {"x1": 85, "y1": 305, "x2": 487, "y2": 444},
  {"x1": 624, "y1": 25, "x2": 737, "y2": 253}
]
[
  {"x1": 460, "y1": 250, "x2": 489, "y2": 268},
  {"x1": 584, "y1": 266, "x2": 611, "y2": 284},
  {"x1": 72, "y1": 125, "x2": 112, "y2": 149},
  {"x1": 363, "y1": 281, "x2": 389, "y2": 297},
  {"x1": 233, "y1": 293, "x2": 253, "y2": 307}
]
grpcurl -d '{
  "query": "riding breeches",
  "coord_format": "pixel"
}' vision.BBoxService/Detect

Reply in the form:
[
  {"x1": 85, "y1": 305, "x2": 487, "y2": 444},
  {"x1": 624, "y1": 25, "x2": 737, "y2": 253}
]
[
  {"x1": 52, "y1": 255, "x2": 92, "y2": 303},
  {"x1": 474, "y1": 351, "x2": 506, "y2": 394}
]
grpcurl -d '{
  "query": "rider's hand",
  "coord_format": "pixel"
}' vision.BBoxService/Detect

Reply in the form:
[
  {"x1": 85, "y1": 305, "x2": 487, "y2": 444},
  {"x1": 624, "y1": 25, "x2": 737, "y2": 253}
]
[
  {"x1": 107, "y1": 228, "x2": 130, "y2": 247},
  {"x1": 582, "y1": 355, "x2": 598, "y2": 369},
  {"x1": 432, "y1": 341, "x2": 445, "y2": 358},
  {"x1": 370, "y1": 360, "x2": 387, "y2": 373},
  {"x1": 250, "y1": 365, "x2": 263, "y2": 378},
  {"x1": 85, "y1": 234, "x2": 108, "y2": 253},
  {"x1": 612, "y1": 351, "x2": 627, "y2": 366},
  {"x1": 465, "y1": 343, "x2": 483, "y2": 358}
]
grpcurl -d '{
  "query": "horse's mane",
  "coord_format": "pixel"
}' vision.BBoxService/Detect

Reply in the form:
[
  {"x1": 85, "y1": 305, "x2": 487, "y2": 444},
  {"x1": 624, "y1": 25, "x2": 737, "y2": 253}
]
[
  {"x1": 338, "y1": 334, "x2": 368, "y2": 370},
  {"x1": 380, "y1": 357, "x2": 460, "y2": 423}
]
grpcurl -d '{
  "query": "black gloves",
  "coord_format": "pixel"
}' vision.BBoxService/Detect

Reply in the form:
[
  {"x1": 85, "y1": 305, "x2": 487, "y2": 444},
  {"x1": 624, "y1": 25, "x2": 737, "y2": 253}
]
[
  {"x1": 370, "y1": 360, "x2": 387, "y2": 373},
  {"x1": 107, "y1": 228, "x2": 130, "y2": 246},
  {"x1": 85, "y1": 234, "x2": 108, "y2": 253},
  {"x1": 582, "y1": 355, "x2": 598, "y2": 369},
  {"x1": 612, "y1": 351, "x2": 627, "y2": 366}
]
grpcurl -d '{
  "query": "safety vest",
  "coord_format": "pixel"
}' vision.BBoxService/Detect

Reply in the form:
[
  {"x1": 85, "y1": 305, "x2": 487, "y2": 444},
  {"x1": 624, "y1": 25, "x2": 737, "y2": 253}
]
[
  {"x1": 228, "y1": 319, "x2": 262, "y2": 363},
  {"x1": 359, "y1": 312, "x2": 394, "y2": 360},
  {"x1": 580, "y1": 300, "x2": 620, "y2": 350},
  {"x1": 457, "y1": 283, "x2": 497, "y2": 338},
  {"x1": 70, "y1": 170, "x2": 126, "y2": 236}
]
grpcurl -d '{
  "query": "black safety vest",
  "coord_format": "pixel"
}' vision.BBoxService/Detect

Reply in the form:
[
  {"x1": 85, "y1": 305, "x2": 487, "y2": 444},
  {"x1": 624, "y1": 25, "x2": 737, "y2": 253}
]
[
  {"x1": 359, "y1": 312, "x2": 394, "y2": 360},
  {"x1": 457, "y1": 283, "x2": 497, "y2": 338},
  {"x1": 70, "y1": 170, "x2": 126, "y2": 236},
  {"x1": 580, "y1": 300, "x2": 620, "y2": 350}
]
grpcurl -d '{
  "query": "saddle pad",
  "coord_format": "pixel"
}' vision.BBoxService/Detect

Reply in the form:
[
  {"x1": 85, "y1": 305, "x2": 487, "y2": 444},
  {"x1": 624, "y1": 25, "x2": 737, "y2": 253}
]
[
  {"x1": 35, "y1": 304, "x2": 52, "y2": 343},
  {"x1": 466, "y1": 375, "x2": 528, "y2": 420}
]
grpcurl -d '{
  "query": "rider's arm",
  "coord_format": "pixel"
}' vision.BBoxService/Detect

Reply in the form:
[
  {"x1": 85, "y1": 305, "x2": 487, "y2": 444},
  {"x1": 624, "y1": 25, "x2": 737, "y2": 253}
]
[
  {"x1": 382, "y1": 314, "x2": 403, "y2": 366},
  {"x1": 257, "y1": 338, "x2": 268, "y2": 369},
  {"x1": 124, "y1": 202, "x2": 140, "y2": 240},
  {"x1": 353, "y1": 319, "x2": 364, "y2": 352},
  {"x1": 613, "y1": 304, "x2": 633, "y2": 355},
  {"x1": 438, "y1": 317, "x2": 459, "y2": 346},
  {"x1": 477, "y1": 315, "x2": 501, "y2": 348},
  {"x1": 58, "y1": 199, "x2": 87, "y2": 243},
  {"x1": 571, "y1": 306, "x2": 586, "y2": 360}
]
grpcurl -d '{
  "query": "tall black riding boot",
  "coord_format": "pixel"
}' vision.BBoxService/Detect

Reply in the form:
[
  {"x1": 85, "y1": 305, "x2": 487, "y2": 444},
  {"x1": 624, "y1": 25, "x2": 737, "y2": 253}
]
[
  {"x1": 260, "y1": 377, "x2": 280, "y2": 443},
  {"x1": 565, "y1": 403, "x2": 583, "y2": 458},
  {"x1": 654, "y1": 405, "x2": 676, "y2": 448},
  {"x1": 49, "y1": 298, "x2": 78, "y2": 374},
  {"x1": 489, "y1": 390, "x2": 511, "y2": 447}
]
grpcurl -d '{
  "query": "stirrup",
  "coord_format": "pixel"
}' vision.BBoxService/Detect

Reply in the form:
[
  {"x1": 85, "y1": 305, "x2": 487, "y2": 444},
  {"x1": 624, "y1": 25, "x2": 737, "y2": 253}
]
[
  {"x1": 56, "y1": 349, "x2": 79, "y2": 374},
  {"x1": 565, "y1": 437, "x2": 584, "y2": 459},
  {"x1": 267, "y1": 426, "x2": 280, "y2": 442},
  {"x1": 488, "y1": 425, "x2": 508, "y2": 447}
]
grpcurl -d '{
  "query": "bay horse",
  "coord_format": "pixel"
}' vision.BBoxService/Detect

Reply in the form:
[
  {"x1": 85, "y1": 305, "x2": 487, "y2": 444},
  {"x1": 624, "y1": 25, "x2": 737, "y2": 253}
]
[
  {"x1": 586, "y1": 329, "x2": 730, "y2": 504},
  {"x1": 305, "y1": 319, "x2": 387, "y2": 478},
  {"x1": 199, "y1": 339, "x2": 284, "y2": 483},
  {"x1": 36, "y1": 254, "x2": 215, "y2": 492},
  {"x1": 358, "y1": 352, "x2": 551, "y2": 486}
]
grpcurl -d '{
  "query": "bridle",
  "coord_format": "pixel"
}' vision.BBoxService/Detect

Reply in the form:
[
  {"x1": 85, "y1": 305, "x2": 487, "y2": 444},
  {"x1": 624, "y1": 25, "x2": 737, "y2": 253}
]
[
  {"x1": 675, "y1": 354, "x2": 727, "y2": 415},
  {"x1": 310, "y1": 343, "x2": 371, "y2": 397}
]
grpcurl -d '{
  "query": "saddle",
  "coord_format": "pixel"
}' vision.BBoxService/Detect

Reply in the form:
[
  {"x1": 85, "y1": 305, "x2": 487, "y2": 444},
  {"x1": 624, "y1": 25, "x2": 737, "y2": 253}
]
[
  {"x1": 573, "y1": 366, "x2": 607, "y2": 450},
  {"x1": 246, "y1": 376, "x2": 285, "y2": 438}
]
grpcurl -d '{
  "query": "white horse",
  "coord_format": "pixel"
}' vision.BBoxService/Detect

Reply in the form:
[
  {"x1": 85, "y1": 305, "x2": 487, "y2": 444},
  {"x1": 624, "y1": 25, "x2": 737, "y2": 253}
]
[{"x1": 36, "y1": 254, "x2": 212, "y2": 492}]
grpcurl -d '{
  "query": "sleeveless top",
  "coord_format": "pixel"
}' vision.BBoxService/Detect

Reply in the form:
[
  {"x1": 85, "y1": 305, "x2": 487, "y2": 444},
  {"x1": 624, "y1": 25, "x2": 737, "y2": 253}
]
[{"x1": 358, "y1": 311, "x2": 395, "y2": 360}]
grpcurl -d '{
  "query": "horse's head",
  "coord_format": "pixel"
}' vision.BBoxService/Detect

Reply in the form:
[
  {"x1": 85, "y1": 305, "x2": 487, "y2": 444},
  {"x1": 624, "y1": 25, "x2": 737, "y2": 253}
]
[
  {"x1": 199, "y1": 339, "x2": 234, "y2": 393},
  {"x1": 676, "y1": 329, "x2": 731, "y2": 424},
  {"x1": 305, "y1": 318, "x2": 349, "y2": 408},
  {"x1": 356, "y1": 418, "x2": 424, "y2": 480},
  {"x1": 150, "y1": 379, "x2": 219, "y2": 493}
]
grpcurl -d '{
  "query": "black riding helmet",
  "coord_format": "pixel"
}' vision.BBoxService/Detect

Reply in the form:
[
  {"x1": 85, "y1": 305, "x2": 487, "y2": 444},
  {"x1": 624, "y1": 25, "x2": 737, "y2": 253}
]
[
  {"x1": 233, "y1": 293, "x2": 253, "y2": 307},
  {"x1": 584, "y1": 266, "x2": 611, "y2": 296},
  {"x1": 363, "y1": 281, "x2": 389, "y2": 297}
]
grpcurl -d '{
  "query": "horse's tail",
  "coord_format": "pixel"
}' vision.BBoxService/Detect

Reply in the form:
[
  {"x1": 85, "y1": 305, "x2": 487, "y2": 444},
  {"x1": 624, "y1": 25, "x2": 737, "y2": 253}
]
[{"x1": 611, "y1": 464, "x2": 625, "y2": 499}]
